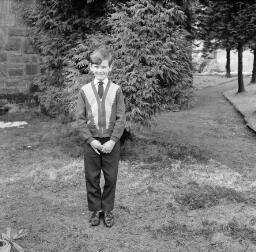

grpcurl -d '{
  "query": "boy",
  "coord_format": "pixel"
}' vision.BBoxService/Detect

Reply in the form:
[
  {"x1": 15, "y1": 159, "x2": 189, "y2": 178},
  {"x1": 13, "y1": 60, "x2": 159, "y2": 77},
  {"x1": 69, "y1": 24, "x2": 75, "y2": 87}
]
[{"x1": 76, "y1": 46, "x2": 126, "y2": 227}]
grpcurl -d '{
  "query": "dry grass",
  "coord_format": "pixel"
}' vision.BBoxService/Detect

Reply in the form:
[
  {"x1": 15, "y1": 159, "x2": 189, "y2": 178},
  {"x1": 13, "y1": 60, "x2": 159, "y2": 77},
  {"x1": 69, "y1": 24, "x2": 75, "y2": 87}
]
[
  {"x1": 1, "y1": 107, "x2": 256, "y2": 251},
  {"x1": 174, "y1": 182, "x2": 248, "y2": 210}
]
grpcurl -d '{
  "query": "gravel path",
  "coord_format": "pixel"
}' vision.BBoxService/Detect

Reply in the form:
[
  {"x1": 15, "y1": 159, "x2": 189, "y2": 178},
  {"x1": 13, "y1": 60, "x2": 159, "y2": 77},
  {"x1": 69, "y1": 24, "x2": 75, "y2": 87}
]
[{"x1": 153, "y1": 77, "x2": 256, "y2": 176}]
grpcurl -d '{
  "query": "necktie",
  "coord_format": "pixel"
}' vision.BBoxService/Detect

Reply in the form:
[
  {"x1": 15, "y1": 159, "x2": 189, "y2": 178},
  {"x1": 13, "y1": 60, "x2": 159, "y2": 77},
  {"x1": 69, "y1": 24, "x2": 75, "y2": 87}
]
[{"x1": 98, "y1": 81, "x2": 104, "y2": 99}]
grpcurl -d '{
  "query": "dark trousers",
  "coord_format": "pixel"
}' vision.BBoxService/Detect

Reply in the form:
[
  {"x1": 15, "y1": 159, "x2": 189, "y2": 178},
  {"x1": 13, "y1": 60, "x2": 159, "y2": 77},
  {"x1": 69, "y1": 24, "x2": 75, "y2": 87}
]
[{"x1": 84, "y1": 137, "x2": 120, "y2": 211}]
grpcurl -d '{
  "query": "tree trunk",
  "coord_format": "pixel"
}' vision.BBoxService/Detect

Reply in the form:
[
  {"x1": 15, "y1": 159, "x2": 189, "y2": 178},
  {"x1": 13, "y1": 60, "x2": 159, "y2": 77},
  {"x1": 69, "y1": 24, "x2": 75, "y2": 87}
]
[
  {"x1": 183, "y1": 0, "x2": 192, "y2": 34},
  {"x1": 182, "y1": 0, "x2": 193, "y2": 86},
  {"x1": 237, "y1": 42, "x2": 245, "y2": 93},
  {"x1": 225, "y1": 48, "x2": 231, "y2": 78},
  {"x1": 250, "y1": 48, "x2": 256, "y2": 84}
]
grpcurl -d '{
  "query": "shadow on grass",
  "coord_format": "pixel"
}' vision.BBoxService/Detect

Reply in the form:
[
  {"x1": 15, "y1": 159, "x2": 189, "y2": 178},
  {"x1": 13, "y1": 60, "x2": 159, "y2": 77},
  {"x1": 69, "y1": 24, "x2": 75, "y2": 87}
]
[
  {"x1": 38, "y1": 121, "x2": 211, "y2": 165},
  {"x1": 223, "y1": 218, "x2": 256, "y2": 245},
  {"x1": 174, "y1": 182, "x2": 256, "y2": 210},
  {"x1": 120, "y1": 136, "x2": 211, "y2": 164}
]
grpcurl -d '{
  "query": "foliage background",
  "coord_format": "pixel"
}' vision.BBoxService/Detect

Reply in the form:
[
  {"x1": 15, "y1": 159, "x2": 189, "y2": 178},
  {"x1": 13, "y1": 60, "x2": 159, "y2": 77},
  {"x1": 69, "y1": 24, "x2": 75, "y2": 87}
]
[
  {"x1": 195, "y1": 0, "x2": 256, "y2": 88},
  {"x1": 22, "y1": 0, "x2": 193, "y2": 126}
]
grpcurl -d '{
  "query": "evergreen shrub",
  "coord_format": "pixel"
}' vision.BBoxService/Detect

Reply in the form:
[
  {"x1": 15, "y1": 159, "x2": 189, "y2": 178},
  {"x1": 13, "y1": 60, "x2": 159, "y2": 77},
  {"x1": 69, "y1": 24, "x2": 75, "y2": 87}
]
[
  {"x1": 24, "y1": 0, "x2": 193, "y2": 126},
  {"x1": 22, "y1": 0, "x2": 106, "y2": 116}
]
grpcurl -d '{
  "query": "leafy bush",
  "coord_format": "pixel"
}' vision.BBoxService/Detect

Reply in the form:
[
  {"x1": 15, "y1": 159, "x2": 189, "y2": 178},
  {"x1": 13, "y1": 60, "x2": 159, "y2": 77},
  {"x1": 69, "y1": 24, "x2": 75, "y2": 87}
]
[
  {"x1": 109, "y1": 0, "x2": 193, "y2": 125},
  {"x1": 22, "y1": 0, "x2": 107, "y2": 116},
  {"x1": 64, "y1": 0, "x2": 193, "y2": 125},
  {"x1": 23, "y1": 0, "x2": 193, "y2": 126}
]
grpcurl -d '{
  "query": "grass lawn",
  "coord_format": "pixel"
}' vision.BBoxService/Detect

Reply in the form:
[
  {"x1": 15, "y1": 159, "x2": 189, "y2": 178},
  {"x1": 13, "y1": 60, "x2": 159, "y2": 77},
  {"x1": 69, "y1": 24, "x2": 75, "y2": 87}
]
[
  {"x1": 224, "y1": 83, "x2": 256, "y2": 133},
  {"x1": 1, "y1": 75, "x2": 256, "y2": 251},
  {"x1": 193, "y1": 75, "x2": 238, "y2": 90}
]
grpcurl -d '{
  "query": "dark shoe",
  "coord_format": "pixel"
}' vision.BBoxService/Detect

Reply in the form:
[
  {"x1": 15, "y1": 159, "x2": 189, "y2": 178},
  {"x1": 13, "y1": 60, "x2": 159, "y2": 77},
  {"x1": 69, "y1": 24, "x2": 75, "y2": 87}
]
[
  {"x1": 89, "y1": 211, "x2": 101, "y2": 226},
  {"x1": 103, "y1": 211, "x2": 114, "y2": 228}
]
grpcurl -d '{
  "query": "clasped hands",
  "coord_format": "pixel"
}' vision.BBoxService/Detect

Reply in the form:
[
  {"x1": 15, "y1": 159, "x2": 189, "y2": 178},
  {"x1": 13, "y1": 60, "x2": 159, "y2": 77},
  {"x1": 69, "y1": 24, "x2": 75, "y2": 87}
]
[{"x1": 90, "y1": 139, "x2": 115, "y2": 154}]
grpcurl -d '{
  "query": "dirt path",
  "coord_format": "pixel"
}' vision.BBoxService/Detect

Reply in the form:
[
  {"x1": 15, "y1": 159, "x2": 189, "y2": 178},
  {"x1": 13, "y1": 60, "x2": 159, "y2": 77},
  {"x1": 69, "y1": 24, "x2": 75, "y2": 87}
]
[{"x1": 152, "y1": 77, "x2": 256, "y2": 176}]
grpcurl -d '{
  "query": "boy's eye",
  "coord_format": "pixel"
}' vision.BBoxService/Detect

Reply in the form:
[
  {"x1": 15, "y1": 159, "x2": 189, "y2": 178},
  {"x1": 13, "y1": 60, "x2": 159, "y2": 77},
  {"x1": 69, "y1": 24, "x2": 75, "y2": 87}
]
[
  {"x1": 94, "y1": 65, "x2": 106, "y2": 68},
  {"x1": 94, "y1": 66, "x2": 107, "y2": 69}
]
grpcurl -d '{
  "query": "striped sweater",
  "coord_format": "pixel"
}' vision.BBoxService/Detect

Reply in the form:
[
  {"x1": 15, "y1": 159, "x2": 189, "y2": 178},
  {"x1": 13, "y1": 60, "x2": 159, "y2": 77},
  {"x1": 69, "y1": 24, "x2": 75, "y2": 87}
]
[{"x1": 76, "y1": 79, "x2": 126, "y2": 143}]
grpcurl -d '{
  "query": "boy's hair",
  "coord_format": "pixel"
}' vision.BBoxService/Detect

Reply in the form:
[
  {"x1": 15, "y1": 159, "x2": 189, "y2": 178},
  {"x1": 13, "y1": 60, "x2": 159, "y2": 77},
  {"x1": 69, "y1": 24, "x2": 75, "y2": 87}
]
[{"x1": 89, "y1": 46, "x2": 113, "y2": 66}]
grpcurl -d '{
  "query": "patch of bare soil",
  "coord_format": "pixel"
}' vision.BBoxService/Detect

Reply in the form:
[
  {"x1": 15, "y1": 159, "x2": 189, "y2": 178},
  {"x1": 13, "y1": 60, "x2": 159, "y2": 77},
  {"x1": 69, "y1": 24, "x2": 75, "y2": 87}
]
[{"x1": 1, "y1": 107, "x2": 256, "y2": 251}]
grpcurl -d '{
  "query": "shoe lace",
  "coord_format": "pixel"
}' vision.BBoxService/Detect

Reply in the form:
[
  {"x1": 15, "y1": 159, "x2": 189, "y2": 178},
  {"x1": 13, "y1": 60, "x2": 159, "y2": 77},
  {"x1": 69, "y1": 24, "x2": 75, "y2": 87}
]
[
  {"x1": 105, "y1": 211, "x2": 113, "y2": 219},
  {"x1": 92, "y1": 211, "x2": 99, "y2": 218}
]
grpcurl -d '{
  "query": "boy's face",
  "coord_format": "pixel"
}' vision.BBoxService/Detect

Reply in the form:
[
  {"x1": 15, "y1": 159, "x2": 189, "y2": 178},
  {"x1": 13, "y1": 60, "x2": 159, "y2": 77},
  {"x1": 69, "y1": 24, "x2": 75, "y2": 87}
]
[{"x1": 90, "y1": 59, "x2": 112, "y2": 81}]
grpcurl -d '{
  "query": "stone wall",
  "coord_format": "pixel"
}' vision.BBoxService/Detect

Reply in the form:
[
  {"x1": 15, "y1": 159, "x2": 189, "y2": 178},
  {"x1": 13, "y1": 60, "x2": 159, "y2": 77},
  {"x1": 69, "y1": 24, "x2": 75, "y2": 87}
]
[{"x1": 0, "y1": 0, "x2": 39, "y2": 94}]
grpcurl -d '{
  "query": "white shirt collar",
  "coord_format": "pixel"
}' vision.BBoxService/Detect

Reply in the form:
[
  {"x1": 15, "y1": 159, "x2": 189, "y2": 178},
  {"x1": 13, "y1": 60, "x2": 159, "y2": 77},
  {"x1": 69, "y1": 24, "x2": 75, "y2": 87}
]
[{"x1": 94, "y1": 78, "x2": 108, "y2": 87}]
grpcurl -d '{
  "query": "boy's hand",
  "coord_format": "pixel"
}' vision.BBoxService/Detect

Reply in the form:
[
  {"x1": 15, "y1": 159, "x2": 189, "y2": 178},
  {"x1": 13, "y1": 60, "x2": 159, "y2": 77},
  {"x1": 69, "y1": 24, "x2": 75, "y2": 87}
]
[
  {"x1": 101, "y1": 140, "x2": 115, "y2": 154},
  {"x1": 90, "y1": 140, "x2": 103, "y2": 155}
]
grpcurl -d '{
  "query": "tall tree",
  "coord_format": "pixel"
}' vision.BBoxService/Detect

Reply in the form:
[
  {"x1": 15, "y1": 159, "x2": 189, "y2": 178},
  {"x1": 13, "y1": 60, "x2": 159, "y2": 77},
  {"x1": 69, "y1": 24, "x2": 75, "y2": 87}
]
[
  {"x1": 225, "y1": 48, "x2": 231, "y2": 78},
  {"x1": 195, "y1": 0, "x2": 234, "y2": 77},
  {"x1": 24, "y1": 0, "x2": 193, "y2": 124},
  {"x1": 249, "y1": 40, "x2": 256, "y2": 84},
  {"x1": 197, "y1": 0, "x2": 256, "y2": 93},
  {"x1": 251, "y1": 48, "x2": 256, "y2": 84},
  {"x1": 203, "y1": 39, "x2": 234, "y2": 78}
]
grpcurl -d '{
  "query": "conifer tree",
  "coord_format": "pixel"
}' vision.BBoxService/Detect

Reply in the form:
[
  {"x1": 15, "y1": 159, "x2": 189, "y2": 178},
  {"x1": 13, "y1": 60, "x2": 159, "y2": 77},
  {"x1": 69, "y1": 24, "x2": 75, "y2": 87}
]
[
  {"x1": 23, "y1": 0, "x2": 193, "y2": 124},
  {"x1": 250, "y1": 43, "x2": 256, "y2": 84},
  {"x1": 197, "y1": 0, "x2": 256, "y2": 93}
]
